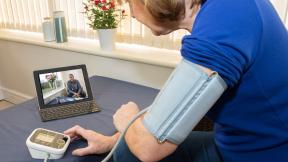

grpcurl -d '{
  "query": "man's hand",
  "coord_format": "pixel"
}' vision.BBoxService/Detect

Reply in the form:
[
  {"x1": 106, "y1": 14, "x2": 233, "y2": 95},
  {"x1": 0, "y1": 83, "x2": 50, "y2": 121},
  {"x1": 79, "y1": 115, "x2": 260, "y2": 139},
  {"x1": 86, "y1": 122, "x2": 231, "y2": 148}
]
[
  {"x1": 113, "y1": 102, "x2": 140, "y2": 133},
  {"x1": 64, "y1": 125, "x2": 119, "y2": 156}
]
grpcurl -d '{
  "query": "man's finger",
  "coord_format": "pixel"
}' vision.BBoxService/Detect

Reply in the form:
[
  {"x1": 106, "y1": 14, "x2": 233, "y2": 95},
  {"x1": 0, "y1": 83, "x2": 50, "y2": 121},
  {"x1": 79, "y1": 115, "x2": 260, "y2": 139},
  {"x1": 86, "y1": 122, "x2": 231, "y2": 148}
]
[
  {"x1": 71, "y1": 125, "x2": 92, "y2": 139},
  {"x1": 64, "y1": 125, "x2": 78, "y2": 134},
  {"x1": 64, "y1": 125, "x2": 83, "y2": 138},
  {"x1": 72, "y1": 146, "x2": 93, "y2": 156}
]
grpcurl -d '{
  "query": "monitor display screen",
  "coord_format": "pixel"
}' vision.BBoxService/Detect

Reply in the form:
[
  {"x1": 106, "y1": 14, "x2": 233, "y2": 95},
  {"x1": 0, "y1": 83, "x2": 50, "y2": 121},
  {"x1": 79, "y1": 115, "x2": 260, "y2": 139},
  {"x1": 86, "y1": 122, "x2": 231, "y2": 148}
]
[
  {"x1": 36, "y1": 133, "x2": 55, "y2": 143},
  {"x1": 35, "y1": 66, "x2": 92, "y2": 107}
]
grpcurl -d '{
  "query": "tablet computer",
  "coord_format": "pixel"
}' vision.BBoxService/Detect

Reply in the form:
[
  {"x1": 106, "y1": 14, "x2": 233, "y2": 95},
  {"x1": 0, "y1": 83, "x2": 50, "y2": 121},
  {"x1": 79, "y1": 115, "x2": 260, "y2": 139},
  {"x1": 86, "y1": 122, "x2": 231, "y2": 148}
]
[{"x1": 33, "y1": 64, "x2": 100, "y2": 121}]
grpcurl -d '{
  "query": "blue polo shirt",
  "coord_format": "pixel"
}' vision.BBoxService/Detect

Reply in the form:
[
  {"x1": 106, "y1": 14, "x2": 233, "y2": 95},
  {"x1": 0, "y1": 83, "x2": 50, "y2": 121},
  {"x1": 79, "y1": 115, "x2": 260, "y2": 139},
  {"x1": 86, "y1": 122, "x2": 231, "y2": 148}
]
[{"x1": 181, "y1": 0, "x2": 288, "y2": 161}]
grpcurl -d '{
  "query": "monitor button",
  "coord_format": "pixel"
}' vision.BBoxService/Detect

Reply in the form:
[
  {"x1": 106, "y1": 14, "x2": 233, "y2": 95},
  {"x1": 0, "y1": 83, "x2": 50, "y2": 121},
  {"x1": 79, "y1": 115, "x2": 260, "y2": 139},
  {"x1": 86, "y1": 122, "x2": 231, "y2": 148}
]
[{"x1": 57, "y1": 139, "x2": 65, "y2": 145}]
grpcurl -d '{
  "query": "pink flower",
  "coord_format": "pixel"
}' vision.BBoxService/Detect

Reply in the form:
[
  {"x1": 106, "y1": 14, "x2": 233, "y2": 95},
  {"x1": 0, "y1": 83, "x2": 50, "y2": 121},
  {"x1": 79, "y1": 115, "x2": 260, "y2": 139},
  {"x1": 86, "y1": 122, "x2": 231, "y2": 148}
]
[
  {"x1": 83, "y1": 0, "x2": 126, "y2": 29},
  {"x1": 101, "y1": 5, "x2": 108, "y2": 10},
  {"x1": 109, "y1": 1, "x2": 115, "y2": 9},
  {"x1": 45, "y1": 75, "x2": 51, "y2": 80},
  {"x1": 94, "y1": 0, "x2": 100, "y2": 5}
]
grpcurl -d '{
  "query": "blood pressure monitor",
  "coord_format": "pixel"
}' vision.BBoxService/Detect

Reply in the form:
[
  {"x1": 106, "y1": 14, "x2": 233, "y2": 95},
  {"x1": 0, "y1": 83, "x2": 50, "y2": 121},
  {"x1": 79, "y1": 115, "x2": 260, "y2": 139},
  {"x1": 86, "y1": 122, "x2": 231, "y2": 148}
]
[{"x1": 26, "y1": 128, "x2": 70, "y2": 159}]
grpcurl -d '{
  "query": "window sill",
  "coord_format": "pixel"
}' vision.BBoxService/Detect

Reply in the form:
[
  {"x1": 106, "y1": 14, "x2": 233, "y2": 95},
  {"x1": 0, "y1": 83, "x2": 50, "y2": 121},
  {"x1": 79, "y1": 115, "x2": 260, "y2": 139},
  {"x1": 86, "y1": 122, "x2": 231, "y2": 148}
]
[{"x1": 0, "y1": 29, "x2": 181, "y2": 68}]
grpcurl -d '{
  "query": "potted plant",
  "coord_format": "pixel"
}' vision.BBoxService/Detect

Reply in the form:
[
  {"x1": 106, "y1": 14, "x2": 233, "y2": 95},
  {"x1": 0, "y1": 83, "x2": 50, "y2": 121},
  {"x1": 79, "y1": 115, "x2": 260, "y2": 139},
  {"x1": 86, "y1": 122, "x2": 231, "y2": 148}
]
[
  {"x1": 45, "y1": 73, "x2": 57, "y2": 89},
  {"x1": 83, "y1": 0, "x2": 125, "y2": 51}
]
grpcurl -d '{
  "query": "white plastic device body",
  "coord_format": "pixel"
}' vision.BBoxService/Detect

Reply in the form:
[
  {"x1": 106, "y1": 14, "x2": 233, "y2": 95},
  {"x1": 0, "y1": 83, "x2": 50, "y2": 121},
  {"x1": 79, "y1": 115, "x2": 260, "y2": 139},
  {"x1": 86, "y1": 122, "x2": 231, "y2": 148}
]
[{"x1": 26, "y1": 128, "x2": 70, "y2": 159}]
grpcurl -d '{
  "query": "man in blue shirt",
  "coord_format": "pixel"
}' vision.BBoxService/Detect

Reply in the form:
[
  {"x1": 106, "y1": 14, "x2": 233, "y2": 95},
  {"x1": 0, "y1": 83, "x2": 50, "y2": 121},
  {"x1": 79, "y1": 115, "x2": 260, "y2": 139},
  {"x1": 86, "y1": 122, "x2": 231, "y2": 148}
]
[
  {"x1": 64, "y1": 0, "x2": 288, "y2": 161},
  {"x1": 181, "y1": 0, "x2": 288, "y2": 161},
  {"x1": 67, "y1": 74, "x2": 86, "y2": 98}
]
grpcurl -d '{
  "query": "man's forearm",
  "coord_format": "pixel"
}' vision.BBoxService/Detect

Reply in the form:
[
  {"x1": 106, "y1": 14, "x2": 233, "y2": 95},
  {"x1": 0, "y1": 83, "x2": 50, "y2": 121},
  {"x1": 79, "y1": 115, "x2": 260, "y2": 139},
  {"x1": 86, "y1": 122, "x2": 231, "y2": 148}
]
[
  {"x1": 67, "y1": 88, "x2": 73, "y2": 94},
  {"x1": 108, "y1": 132, "x2": 120, "y2": 150},
  {"x1": 77, "y1": 87, "x2": 82, "y2": 94},
  {"x1": 124, "y1": 116, "x2": 177, "y2": 162}
]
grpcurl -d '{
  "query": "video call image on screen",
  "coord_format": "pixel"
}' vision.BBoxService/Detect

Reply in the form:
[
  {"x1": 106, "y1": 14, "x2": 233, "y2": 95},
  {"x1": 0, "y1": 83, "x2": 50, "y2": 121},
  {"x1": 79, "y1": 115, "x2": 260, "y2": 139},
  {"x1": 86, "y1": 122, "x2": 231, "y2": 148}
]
[{"x1": 39, "y1": 69, "x2": 89, "y2": 106}]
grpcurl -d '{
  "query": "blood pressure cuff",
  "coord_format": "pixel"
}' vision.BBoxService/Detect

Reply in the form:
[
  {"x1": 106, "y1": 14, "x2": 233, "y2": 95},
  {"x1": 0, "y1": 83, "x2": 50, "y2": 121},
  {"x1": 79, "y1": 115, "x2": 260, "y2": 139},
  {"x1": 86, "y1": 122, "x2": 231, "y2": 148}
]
[{"x1": 142, "y1": 59, "x2": 227, "y2": 145}]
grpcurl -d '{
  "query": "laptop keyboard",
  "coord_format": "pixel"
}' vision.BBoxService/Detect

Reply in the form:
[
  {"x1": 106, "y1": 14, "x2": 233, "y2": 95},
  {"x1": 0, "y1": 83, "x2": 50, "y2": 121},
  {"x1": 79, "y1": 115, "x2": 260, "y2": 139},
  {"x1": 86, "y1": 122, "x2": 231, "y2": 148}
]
[{"x1": 39, "y1": 100, "x2": 100, "y2": 121}]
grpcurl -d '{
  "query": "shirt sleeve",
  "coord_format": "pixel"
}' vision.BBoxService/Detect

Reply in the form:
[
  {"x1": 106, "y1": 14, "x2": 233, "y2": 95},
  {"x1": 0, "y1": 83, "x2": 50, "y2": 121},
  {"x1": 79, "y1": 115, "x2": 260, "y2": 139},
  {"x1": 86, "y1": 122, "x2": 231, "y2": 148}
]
[{"x1": 181, "y1": 0, "x2": 262, "y2": 87}]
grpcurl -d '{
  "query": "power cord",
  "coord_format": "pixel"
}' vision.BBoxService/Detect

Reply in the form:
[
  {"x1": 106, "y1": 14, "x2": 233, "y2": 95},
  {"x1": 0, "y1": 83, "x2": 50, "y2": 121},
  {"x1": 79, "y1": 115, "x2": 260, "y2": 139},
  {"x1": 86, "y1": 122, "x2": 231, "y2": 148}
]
[
  {"x1": 101, "y1": 108, "x2": 149, "y2": 162},
  {"x1": 44, "y1": 153, "x2": 50, "y2": 162}
]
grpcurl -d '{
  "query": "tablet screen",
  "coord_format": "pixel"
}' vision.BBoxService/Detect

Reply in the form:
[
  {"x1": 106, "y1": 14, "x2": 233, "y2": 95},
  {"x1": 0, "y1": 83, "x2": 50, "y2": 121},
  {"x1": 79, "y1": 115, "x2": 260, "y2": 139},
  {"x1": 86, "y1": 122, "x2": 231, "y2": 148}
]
[
  {"x1": 34, "y1": 65, "x2": 93, "y2": 109},
  {"x1": 39, "y1": 69, "x2": 89, "y2": 105}
]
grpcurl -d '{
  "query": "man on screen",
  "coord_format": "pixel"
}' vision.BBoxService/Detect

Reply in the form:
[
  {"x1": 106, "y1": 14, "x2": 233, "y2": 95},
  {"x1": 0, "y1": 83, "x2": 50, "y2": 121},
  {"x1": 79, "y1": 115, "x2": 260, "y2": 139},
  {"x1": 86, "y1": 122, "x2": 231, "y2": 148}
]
[{"x1": 67, "y1": 74, "x2": 86, "y2": 98}]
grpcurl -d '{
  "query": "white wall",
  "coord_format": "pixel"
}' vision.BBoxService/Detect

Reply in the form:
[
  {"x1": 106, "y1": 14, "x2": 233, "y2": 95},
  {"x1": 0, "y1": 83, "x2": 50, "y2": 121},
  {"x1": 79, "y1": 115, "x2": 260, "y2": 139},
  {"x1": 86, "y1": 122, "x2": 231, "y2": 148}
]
[
  {"x1": 0, "y1": 90, "x2": 3, "y2": 100},
  {"x1": 0, "y1": 40, "x2": 174, "y2": 103},
  {"x1": 270, "y1": 0, "x2": 288, "y2": 28},
  {"x1": 270, "y1": 0, "x2": 288, "y2": 22},
  {"x1": 0, "y1": 79, "x2": 4, "y2": 100}
]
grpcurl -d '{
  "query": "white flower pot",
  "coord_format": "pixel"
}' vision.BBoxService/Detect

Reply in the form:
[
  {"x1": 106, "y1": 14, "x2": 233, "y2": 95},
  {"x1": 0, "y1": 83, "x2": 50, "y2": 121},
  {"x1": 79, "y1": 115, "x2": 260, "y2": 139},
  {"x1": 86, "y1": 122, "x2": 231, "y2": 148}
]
[{"x1": 97, "y1": 29, "x2": 116, "y2": 51}]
